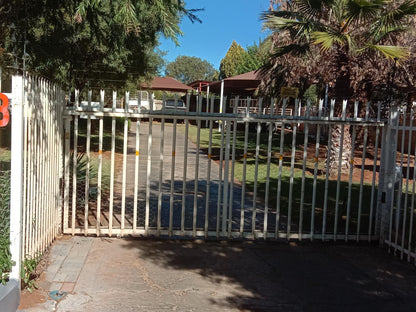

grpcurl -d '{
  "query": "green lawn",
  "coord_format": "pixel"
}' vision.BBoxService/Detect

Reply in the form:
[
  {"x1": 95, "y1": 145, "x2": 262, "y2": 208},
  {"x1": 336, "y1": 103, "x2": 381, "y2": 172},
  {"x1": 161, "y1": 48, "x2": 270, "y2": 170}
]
[{"x1": 182, "y1": 123, "x2": 376, "y2": 234}]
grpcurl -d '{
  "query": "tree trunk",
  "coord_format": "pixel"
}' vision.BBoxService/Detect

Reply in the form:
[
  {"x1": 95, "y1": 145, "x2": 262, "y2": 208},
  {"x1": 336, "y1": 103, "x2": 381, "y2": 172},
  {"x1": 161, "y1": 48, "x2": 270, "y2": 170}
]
[{"x1": 328, "y1": 124, "x2": 352, "y2": 177}]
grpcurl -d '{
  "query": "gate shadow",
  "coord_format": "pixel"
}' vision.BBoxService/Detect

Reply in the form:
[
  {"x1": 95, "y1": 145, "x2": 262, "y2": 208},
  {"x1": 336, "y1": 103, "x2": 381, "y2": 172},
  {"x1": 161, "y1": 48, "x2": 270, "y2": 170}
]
[{"x1": 120, "y1": 239, "x2": 416, "y2": 311}]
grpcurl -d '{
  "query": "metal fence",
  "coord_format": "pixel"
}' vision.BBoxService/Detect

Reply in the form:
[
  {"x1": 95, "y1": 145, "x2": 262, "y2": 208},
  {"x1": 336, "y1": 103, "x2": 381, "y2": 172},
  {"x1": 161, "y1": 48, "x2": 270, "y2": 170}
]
[
  {"x1": 380, "y1": 106, "x2": 416, "y2": 263},
  {"x1": 5, "y1": 75, "x2": 416, "y2": 276},
  {"x1": 9, "y1": 75, "x2": 65, "y2": 279},
  {"x1": 63, "y1": 92, "x2": 386, "y2": 242}
]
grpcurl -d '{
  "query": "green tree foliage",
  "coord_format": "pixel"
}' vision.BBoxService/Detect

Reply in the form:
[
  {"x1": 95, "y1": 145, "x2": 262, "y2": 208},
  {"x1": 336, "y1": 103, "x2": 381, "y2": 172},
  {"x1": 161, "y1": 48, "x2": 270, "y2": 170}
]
[
  {"x1": 261, "y1": 0, "x2": 416, "y2": 101},
  {"x1": 261, "y1": 0, "x2": 416, "y2": 176},
  {"x1": 237, "y1": 39, "x2": 271, "y2": 74},
  {"x1": 219, "y1": 41, "x2": 246, "y2": 79},
  {"x1": 0, "y1": 0, "x2": 201, "y2": 90},
  {"x1": 165, "y1": 55, "x2": 218, "y2": 84}
]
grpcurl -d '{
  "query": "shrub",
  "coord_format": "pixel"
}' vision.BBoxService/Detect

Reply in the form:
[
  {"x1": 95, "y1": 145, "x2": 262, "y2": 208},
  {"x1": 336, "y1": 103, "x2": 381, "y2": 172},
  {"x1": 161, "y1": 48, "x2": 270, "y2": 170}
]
[{"x1": 0, "y1": 170, "x2": 13, "y2": 285}]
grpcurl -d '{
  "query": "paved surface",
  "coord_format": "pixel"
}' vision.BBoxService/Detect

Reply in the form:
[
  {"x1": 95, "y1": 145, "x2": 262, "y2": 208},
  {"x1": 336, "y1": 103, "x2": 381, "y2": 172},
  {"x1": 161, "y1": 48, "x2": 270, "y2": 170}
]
[{"x1": 19, "y1": 236, "x2": 416, "y2": 312}]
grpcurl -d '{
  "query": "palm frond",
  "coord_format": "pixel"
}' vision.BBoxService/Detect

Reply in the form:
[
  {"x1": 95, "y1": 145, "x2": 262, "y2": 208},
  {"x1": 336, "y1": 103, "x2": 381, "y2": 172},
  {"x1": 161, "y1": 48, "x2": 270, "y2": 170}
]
[
  {"x1": 370, "y1": 1, "x2": 416, "y2": 37},
  {"x1": 366, "y1": 44, "x2": 410, "y2": 60},
  {"x1": 293, "y1": 0, "x2": 335, "y2": 18},
  {"x1": 345, "y1": 0, "x2": 385, "y2": 22},
  {"x1": 273, "y1": 43, "x2": 311, "y2": 57},
  {"x1": 312, "y1": 30, "x2": 348, "y2": 50},
  {"x1": 372, "y1": 26, "x2": 409, "y2": 43}
]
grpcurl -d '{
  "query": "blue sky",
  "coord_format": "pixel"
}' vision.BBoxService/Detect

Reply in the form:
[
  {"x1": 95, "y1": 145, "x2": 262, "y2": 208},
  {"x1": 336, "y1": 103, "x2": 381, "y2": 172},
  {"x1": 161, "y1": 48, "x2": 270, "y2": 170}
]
[{"x1": 158, "y1": 0, "x2": 270, "y2": 72}]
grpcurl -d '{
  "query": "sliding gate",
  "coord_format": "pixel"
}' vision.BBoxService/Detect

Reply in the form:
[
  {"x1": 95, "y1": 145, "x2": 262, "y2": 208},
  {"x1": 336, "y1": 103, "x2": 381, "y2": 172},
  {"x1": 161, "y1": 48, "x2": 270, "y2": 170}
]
[{"x1": 63, "y1": 92, "x2": 386, "y2": 241}]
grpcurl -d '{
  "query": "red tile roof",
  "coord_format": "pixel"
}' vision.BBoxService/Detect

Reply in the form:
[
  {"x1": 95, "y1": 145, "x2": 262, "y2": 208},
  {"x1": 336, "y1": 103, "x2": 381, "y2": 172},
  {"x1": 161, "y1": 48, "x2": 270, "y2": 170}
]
[{"x1": 140, "y1": 77, "x2": 194, "y2": 93}]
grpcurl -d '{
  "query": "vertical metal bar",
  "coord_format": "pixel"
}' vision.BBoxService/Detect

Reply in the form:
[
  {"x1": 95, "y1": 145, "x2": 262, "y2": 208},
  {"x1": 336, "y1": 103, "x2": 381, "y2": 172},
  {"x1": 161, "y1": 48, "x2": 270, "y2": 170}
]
[
  {"x1": 299, "y1": 100, "x2": 310, "y2": 240},
  {"x1": 84, "y1": 94, "x2": 92, "y2": 236},
  {"x1": 334, "y1": 100, "x2": 347, "y2": 240},
  {"x1": 394, "y1": 107, "x2": 406, "y2": 253},
  {"x1": 96, "y1": 90, "x2": 104, "y2": 236},
  {"x1": 311, "y1": 100, "x2": 323, "y2": 240},
  {"x1": 264, "y1": 98, "x2": 273, "y2": 239},
  {"x1": 26, "y1": 80, "x2": 34, "y2": 256},
  {"x1": 287, "y1": 99, "x2": 299, "y2": 238},
  {"x1": 169, "y1": 97, "x2": 177, "y2": 237},
  {"x1": 205, "y1": 97, "x2": 214, "y2": 238},
  {"x1": 408, "y1": 122, "x2": 416, "y2": 261},
  {"x1": 252, "y1": 98, "x2": 263, "y2": 238},
  {"x1": 121, "y1": 92, "x2": 129, "y2": 236},
  {"x1": 216, "y1": 100, "x2": 225, "y2": 238},
  {"x1": 157, "y1": 97, "x2": 165, "y2": 237},
  {"x1": 64, "y1": 118, "x2": 71, "y2": 233},
  {"x1": 345, "y1": 101, "x2": 359, "y2": 240},
  {"x1": 145, "y1": 97, "x2": 153, "y2": 236},
  {"x1": 275, "y1": 99, "x2": 287, "y2": 238},
  {"x1": 21, "y1": 76, "x2": 29, "y2": 259},
  {"x1": 72, "y1": 90, "x2": 79, "y2": 235},
  {"x1": 181, "y1": 94, "x2": 190, "y2": 236},
  {"x1": 193, "y1": 94, "x2": 202, "y2": 237},
  {"x1": 240, "y1": 97, "x2": 250, "y2": 237},
  {"x1": 39, "y1": 79, "x2": 45, "y2": 252},
  {"x1": 400, "y1": 108, "x2": 413, "y2": 259},
  {"x1": 323, "y1": 99, "x2": 335, "y2": 240},
  {"x1": 109, "y1": 91, "x2": 116, "y2": 236},
  {"x1": 369, "y1": 102, "x2": 381, "y2": 240},
  {"x1": 386, "y1": 108, "x2": 400, "y2": 251},
  {"x1": 356, "y1": 102, "x2": 370, "y2": 241},
  {"x1": 133, "y1": 113, "x2": 140, "y2": 234},
  {"x1": 10, "y1": 75, "x2": 24, "y2": 280},
  {"x1": 228, "y1": 97, "x2": 238, "y2": 237},
  {"x1": 222, "y1": 121, "x2": 231, "y2": 236}
]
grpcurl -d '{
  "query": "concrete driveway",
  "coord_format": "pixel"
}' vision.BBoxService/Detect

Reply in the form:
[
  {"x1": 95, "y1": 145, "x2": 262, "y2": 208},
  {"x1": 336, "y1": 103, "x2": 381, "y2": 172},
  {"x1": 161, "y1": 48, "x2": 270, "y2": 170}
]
[{"x1": 18, "y1": 236, "x2": 416, "y2": 312}]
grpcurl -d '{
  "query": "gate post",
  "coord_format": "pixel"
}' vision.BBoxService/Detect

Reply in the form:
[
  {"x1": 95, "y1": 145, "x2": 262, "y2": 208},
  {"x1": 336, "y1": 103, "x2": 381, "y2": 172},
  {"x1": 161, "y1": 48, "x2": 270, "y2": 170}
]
[
  {"x1": 9, "y1": 75, "x2": 24, "y2": 281},
  {"x1": 378, "y1": 106, "x2": 399, "y2": 246}
]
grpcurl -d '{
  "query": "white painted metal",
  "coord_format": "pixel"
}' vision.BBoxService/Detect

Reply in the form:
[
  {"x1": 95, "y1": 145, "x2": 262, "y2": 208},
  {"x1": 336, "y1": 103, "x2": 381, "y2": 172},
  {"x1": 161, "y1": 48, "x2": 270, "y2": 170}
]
[
  {"x1": 400, "y1": 107, "x2": 413, "y2": 259},
  {"x1": 287, "y1": 99, "x2": 299, "y2": 237},
  {"x1": 356, "y1": 102, "x2": 370, "y2": 241},
  {"x1": 275, "y1": 99, "x2": 287, "y2": 238},
  {"x1": 109, "y1": 91, "x2": 116, "y2": 237},
  {"x1": 240, "y1": 97, "x2": 250, "y2": 236},
  {"x1": 310, "y1": 100, "x2": 323, "y2": 240},
  {"x1": 10, "y1": 75, "x2": 24, "y2": 281},
  {"x1": 205, "y1": 97, "x2": 214, "y2": 238},
  {"x1": 368, "y1": 102, "x2": 381, "y2": 241},
  {"x1": 59, "y1": 91, "x2": 390, "y2": 245},
  {"x1": 8, "y1": 75, "x2": 64, "y2": 282},
  {"x1": 158, "y1": 97, "x2": 166, "y2": 237},
  {"x1": 228, "y1": 97, "x2": 238, "y2": 237},
  {"x1": 252, "y1": 98, "x2": 263, "y2": 238},
  {"x1": 394, "y1": 107, "x2": 407, "y2": 253},
  {"x1": 97, "y1": 90, "x2": 104, "y2": 236},
  {"x1": 145, "y1": 106, "x2": 153, "y2": 235},
  {"x1": 345, "y1": 101, "x2": 359, "y2": 240},
  {"x1": 193, "y1": 95, "x2": 202, "y2": 237},
  {"x1": 322, "y1": 99, "x2": 335, "y2": 240}
]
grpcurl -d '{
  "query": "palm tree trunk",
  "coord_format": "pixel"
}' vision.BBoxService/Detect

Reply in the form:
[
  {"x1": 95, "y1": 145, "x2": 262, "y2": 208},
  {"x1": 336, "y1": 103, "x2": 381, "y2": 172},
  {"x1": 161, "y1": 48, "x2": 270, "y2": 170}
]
[{"x1": 328, "y1": 124, "x2": 352, "y2": 177}]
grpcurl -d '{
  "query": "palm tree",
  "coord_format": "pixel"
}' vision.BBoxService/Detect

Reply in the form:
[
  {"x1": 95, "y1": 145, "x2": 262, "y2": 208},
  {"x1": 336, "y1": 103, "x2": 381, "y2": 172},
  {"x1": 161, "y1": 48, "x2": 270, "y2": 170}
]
[{"x1": 261, "y1": 0, "x2": 416, "y2": 175}]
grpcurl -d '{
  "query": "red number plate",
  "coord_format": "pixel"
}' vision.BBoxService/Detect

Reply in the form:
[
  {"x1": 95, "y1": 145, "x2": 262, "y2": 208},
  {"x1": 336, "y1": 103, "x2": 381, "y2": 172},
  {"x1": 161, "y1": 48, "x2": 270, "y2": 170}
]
[{"x1": 0, "y1": 93, "x2": 10, "y2": 127}]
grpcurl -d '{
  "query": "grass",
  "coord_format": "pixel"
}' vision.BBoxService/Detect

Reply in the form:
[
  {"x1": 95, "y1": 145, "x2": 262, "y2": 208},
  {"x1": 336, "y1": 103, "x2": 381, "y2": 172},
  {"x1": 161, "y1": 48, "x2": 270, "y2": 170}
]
[{"x1": 182, "y1": 123, "x2": 376, "y2": 234}]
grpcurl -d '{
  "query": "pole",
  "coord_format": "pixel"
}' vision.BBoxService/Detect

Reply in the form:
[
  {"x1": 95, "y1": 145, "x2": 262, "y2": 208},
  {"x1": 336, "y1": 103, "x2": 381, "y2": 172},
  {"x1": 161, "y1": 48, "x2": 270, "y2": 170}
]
[
  {"x1": 219, "y1": 80, "x2": 224, "y2": 131},
  {"x1": 10, "y1": 75, "x2": 24, "y2": 282}
]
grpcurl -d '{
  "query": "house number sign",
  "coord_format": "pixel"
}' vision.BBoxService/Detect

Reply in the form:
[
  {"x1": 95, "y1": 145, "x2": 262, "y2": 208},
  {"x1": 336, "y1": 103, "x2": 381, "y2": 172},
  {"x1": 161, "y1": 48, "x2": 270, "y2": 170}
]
[{"x1": 0, "y1": 93, "x2": 10, "y2": 127}]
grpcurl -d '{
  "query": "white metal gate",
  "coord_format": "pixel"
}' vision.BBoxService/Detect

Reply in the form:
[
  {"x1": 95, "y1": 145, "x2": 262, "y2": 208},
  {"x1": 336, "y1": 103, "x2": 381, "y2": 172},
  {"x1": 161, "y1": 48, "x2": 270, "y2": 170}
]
[
  {"x1": 379, "y1": 105, "x2": 416, "y2": 263},
  {"x1": 63, "y1": 91, "x2": 387, "y2": 242}
]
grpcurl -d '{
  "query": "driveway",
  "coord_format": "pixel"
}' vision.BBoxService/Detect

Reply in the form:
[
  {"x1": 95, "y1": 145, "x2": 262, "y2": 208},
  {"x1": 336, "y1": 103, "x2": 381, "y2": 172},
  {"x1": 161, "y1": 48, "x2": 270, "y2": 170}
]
[{"x1": 19, "y1": 236, "x2": 416, "y2": 312}]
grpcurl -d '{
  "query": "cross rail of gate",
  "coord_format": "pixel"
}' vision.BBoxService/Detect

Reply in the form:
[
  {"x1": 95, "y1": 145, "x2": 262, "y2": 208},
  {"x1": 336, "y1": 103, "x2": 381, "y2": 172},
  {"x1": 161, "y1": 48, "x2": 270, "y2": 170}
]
[{"x1": 65, "y1": 108, "x2": 385, "y2": 127}]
